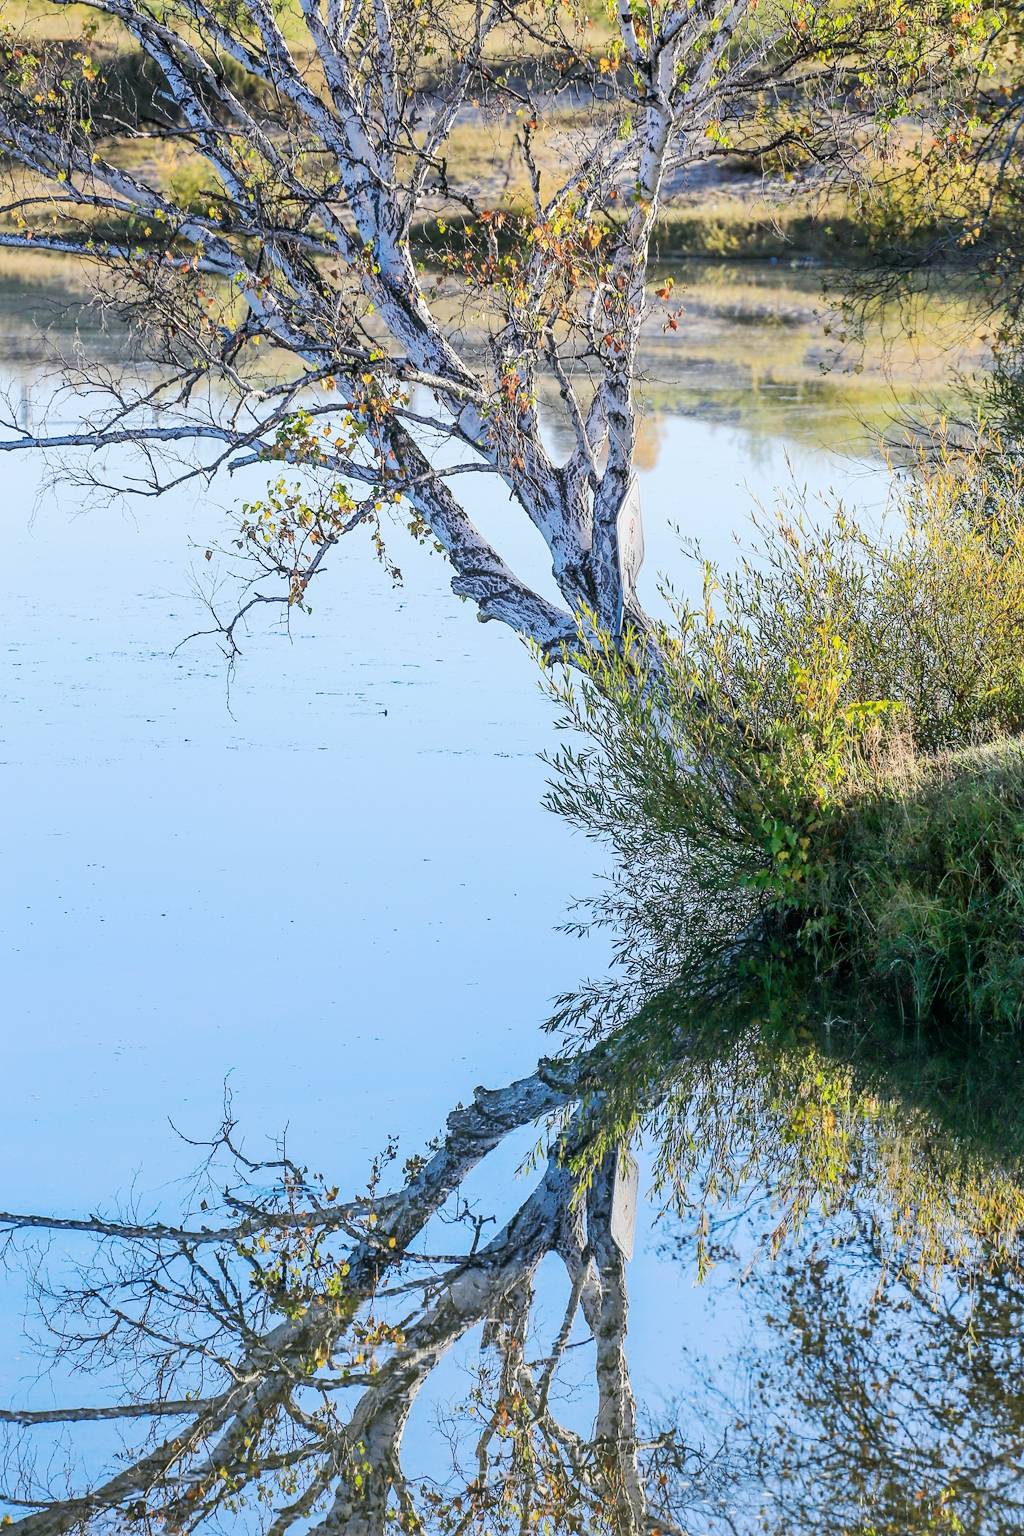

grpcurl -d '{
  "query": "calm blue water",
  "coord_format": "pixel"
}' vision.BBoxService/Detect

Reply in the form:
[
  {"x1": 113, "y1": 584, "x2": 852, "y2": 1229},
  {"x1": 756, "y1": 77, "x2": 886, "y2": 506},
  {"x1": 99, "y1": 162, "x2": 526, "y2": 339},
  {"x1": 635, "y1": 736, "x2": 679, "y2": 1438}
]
[{"x1": 0, "y1": 261, "x2": 893, "y2": 1511}]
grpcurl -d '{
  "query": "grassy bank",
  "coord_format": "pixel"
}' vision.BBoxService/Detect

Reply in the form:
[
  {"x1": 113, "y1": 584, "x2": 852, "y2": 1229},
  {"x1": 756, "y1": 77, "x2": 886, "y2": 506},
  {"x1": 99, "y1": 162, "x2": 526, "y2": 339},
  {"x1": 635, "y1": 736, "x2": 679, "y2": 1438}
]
[
  {"x1": 412, "y1": 183, "x2": 1013, "y2": 265},
  {"x1": 820, "y1": 739, "x2": 1024, "y2": 1038}
]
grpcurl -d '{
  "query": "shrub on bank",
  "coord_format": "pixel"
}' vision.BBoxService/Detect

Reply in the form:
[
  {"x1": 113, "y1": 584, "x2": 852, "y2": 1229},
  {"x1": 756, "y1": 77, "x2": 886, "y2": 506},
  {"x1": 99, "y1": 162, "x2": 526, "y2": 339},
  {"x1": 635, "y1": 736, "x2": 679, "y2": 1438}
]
[{"x1": 543, "y1": 438, "x2": 1024, "y2": 1270}]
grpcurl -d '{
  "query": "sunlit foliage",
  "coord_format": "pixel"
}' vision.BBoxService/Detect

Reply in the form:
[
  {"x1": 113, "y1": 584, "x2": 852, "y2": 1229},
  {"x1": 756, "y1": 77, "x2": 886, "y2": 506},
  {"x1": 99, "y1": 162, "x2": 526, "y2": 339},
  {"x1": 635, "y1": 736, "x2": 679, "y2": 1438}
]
[{"x1": 543, "y1": 439, "x2": 1024, "y2": 1277}]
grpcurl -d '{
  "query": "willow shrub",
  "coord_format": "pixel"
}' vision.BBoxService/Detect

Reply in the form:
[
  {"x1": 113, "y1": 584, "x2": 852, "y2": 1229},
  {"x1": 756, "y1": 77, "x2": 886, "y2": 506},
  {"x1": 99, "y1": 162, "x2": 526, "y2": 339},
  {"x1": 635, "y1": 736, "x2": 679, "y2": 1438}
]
[{"x1": 543, "y1": 441, "x2": 1024, "y2": 1274}]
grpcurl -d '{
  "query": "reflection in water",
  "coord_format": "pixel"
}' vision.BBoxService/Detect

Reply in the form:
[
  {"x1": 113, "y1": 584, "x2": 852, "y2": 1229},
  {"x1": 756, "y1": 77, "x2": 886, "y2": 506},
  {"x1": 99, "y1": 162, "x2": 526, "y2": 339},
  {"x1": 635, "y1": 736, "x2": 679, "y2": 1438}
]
[
  {"x1": 674, "y1": 1215, "x2": 1024, "y2": 1533},
  {"x1": 0, "y1": 252, "x2": 1017, "y2": 1531},
  {"x1": 3, "y1": 1015, "x2": 1024, "y2": 1534},
  {"x1": 0, "y1": 1084, "x2": 708, "y2": 1536},
  {"x1": 0, "y1": 251, "x2": 983, "y2": 459},
  {"x1": 631, "y1": 415, "x2": 664, "y2": 476}
]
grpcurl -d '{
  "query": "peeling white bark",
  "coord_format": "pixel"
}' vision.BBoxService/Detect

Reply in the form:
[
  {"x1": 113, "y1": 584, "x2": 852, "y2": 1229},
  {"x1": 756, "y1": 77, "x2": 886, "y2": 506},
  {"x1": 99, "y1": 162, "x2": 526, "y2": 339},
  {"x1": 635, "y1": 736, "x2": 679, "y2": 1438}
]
[{"x1": 0, "y1": 0, "x2": 785, "y2": 654}]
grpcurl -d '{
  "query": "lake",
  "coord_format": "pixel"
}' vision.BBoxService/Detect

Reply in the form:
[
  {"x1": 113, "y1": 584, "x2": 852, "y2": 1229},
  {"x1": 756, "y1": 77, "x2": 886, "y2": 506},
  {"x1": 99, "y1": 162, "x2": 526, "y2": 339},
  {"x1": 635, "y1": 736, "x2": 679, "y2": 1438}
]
[{"x1": 0, "y1": 252, "x2": 999, "y2": 1530}]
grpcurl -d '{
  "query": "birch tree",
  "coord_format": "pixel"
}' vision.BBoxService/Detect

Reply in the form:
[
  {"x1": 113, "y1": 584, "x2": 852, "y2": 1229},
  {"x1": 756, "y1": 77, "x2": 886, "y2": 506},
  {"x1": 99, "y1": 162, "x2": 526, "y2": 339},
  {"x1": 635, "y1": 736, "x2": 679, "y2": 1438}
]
[
  {"x1": 0, "y1": 4, "x2": 997, "y2": 1527},
  {"x1": 0, "y1": 0, "x2": 942, "y2": 656}
]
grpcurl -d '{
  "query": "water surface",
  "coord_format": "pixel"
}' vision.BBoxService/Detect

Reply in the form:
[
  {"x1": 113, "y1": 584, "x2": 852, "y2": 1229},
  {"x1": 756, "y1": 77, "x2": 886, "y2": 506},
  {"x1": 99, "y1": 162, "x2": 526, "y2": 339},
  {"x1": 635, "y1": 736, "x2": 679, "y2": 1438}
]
[{"x1": 0, "y1": 252, "x2": 970, "y2": 1521}]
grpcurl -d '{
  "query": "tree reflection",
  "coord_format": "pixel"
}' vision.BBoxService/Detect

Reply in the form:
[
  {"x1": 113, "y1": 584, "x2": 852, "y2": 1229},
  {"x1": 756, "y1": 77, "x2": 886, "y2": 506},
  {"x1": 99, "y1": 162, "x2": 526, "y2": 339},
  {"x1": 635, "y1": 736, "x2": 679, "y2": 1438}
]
[
  {"x1": 5, "y1": 990, "x2": 1024, "y2": 1534},
  {"x1": 673, "y1": 1210, "x2": 1024, "y2": 1535},
  {"x1": 0, "y1": 1067, "x2": 717, "y2": 1536}
]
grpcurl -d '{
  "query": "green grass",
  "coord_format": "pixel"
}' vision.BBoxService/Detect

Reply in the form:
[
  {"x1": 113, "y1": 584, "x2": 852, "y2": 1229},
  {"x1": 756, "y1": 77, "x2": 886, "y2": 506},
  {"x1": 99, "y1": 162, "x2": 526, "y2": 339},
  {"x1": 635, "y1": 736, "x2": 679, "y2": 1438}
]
[{"x1": 818, "y1": 738, "x2": 1024, "y2": 1042}]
